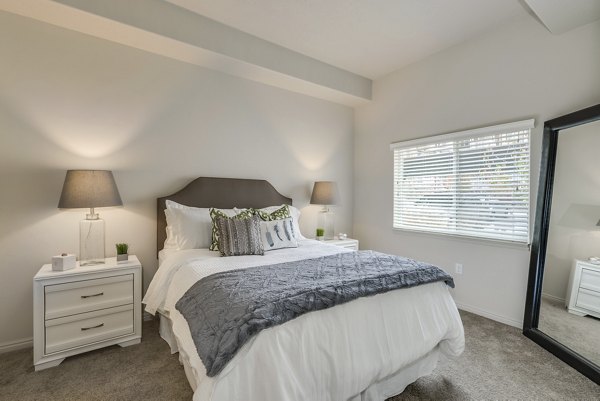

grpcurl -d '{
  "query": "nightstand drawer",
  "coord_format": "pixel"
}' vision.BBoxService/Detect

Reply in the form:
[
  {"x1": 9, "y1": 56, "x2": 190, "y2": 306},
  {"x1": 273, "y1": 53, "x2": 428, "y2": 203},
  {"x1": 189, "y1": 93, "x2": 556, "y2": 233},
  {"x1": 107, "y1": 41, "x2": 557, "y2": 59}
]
[
  {"x1": 45, "y1": 274, "x2": 133, "y2": 320},
  {"x1": 580, "y1": 268, "x2": 600, "y2": 293},
  {"x1": 323, "y1": 238, "x2": 359, "y2": 250},
  {"x1": 575, "y1": 288, "x2": 600, "y2": 314},
  {"x1": 45, "y1": 304, "x2": 134, "y2": 354}
]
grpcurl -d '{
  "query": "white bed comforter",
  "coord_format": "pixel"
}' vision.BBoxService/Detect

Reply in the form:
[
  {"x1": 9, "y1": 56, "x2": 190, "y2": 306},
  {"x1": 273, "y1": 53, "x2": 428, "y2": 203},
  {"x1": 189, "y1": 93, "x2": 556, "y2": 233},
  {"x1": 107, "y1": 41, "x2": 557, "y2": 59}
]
[{"x1": 144, "y1": 240, "x2": 464, "y2": 401}]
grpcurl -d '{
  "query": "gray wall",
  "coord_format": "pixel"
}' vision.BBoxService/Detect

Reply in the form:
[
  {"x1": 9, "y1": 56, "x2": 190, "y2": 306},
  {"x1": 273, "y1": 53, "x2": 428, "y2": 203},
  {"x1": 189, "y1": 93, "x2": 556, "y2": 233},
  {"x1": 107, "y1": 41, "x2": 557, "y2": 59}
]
[
  {"x1": 0, "y1": 12, "x2": 354, "y2": 348},
  {"x1": 354, "y1": 15, "x2": 600, "y2": 327}
]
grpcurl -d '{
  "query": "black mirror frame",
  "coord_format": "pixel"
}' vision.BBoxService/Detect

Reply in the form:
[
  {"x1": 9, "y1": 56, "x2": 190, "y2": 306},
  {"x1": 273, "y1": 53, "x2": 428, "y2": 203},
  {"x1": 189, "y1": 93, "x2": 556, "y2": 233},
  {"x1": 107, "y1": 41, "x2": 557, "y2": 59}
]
[{"x1": 523, "y1": 103, "x2": 600, "y2": 385}]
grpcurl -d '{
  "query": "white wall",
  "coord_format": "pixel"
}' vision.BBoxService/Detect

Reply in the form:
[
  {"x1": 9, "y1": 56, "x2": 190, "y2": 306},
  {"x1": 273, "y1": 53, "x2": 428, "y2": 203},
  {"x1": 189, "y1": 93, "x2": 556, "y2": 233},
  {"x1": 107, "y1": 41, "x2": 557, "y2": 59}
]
[
  {"x1": 0, "y1": 12, "x2": 354, "y2": 348},
  {"x1": 354, "y1": 15, "x2": 600, "y2": 327},
  {"x1": 543, "y1": 120, "x2": 600, "y2": 301}
]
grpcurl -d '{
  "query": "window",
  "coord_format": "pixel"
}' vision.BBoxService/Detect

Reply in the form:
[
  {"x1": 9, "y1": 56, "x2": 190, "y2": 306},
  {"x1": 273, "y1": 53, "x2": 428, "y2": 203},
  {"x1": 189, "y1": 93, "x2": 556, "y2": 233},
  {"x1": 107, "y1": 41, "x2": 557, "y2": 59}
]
[{"x1": 390, "y1": 120, "x2": 533, "y2": 243}]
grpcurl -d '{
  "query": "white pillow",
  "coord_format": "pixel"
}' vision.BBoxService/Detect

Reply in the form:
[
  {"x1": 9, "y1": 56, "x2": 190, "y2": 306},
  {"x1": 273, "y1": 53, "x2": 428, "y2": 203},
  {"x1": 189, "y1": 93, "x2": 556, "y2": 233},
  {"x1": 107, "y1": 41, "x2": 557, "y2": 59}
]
[
  {"x1": 166, "y1": 199, "x2": 206, "y2": 210},
  {"x1": 164, "y1": 200, "x2": 236, "y2": 250},
  {"x1": 259, "y1": 218, "x2": 298, "y2": 251},
  {"x1": 163, "y1": 209, "x2": 178, "y2": 249},
  {"x1": 235, "y1": 205, "x2": 306, "y2": 240},
  {"x1": 164, "y1": 200, "x2": 185, "y2": 249}
]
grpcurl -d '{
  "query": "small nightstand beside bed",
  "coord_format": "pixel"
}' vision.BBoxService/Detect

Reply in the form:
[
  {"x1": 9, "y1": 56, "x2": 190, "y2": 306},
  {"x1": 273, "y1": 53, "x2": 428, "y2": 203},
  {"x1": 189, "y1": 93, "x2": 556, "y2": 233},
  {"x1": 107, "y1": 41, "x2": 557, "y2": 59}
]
[
  {"x1": 33, "y1": 257, "x2": 142, "y2": 371},
  {"x1": 143, "y1": 177, "x2": 464, "y2": 401}
]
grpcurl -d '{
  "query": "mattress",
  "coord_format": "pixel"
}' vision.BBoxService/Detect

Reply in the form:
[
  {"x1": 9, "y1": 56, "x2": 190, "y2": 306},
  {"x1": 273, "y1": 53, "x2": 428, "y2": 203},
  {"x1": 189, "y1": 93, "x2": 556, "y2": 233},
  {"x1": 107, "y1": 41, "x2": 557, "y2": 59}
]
[{"x1": 144, "y1": 240, "x2": 464, "y2": 401}]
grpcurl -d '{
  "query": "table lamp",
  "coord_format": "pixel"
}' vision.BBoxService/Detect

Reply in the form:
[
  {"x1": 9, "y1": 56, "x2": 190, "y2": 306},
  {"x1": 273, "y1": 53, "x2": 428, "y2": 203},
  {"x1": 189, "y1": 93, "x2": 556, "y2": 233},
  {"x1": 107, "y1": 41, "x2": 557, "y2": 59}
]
[
  {"x1": 58, "y1": 170, "x2": 122, "y2": 265},
  {"x1": 310, "y1": 181, "x2": 339, "y2": 240}
]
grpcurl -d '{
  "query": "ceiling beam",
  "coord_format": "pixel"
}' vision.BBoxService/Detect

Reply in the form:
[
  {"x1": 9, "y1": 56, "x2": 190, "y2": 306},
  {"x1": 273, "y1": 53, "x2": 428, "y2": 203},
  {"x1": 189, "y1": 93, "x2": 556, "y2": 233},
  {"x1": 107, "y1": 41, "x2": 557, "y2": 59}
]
[
  {"x1": 524, "y1": 0, "x2": 600, "y2": 34},
  {"x1": 1, "y1": 0, "x2": 372, "y2": 106}
]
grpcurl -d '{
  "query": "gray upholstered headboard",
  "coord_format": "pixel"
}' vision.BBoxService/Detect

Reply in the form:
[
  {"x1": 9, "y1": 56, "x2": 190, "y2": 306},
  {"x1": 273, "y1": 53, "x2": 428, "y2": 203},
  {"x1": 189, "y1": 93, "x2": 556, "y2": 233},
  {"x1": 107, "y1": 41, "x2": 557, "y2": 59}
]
[{"x1": 157, "y1": 177, "x2": 292, "y2": 255}]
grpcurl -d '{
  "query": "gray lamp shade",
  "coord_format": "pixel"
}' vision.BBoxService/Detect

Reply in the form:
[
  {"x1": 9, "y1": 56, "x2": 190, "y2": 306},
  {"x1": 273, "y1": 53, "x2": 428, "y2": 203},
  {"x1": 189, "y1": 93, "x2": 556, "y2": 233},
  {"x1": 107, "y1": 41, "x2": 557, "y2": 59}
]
[
  {"x1": 597, "y1": 219, "x2": 600, "y2": 227},
  {"x1": 310, "y1": 181, "x2": 339, "y2": 206},
  {"x1": 58, "y1": 170, "x2": 122, "y2": 209}
]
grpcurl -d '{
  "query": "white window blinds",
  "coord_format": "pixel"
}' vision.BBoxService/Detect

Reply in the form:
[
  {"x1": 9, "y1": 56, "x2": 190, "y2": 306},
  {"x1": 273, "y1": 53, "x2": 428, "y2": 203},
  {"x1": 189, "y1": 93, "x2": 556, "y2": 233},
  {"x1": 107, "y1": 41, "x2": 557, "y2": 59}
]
[{"x1": 390, "y1": 120, "x2": 533, "y2": 243}]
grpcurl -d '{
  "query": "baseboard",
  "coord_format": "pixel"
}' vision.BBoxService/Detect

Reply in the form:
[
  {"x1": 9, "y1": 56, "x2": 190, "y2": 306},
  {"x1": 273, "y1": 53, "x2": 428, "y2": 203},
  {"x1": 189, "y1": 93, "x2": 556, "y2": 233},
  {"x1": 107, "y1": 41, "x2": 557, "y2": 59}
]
[
  {"x1": 0, "y1": 337, "x2": 33, "y2": 353},
  {"x1": 541, "y1": 292, "x2": 565, "y2": 303},
  {"x1": 455, "y1": 301, "x2": 522, "y2": 329}
]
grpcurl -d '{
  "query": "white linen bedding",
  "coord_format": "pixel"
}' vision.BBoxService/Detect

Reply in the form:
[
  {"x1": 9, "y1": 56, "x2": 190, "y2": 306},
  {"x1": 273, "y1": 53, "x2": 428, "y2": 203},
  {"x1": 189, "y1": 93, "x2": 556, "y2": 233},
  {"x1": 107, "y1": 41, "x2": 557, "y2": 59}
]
[
  {"x1": 143, "y1": 240, "x2": 464, "y2": 401},
  {"x1": 158, "y1": 248, "x2": 179, "y2": 267}
]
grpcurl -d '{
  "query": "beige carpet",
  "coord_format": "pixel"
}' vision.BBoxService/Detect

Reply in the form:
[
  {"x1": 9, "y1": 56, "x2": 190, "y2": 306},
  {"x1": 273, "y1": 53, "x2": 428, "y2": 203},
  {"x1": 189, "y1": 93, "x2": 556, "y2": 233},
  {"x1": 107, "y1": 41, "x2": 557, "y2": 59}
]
[
  {"x1": 1, "y1": 310, "x2": 598, "y2": 400},
  {"x1": 538, "y1": 297, "x2": 600, "y2": 367}
]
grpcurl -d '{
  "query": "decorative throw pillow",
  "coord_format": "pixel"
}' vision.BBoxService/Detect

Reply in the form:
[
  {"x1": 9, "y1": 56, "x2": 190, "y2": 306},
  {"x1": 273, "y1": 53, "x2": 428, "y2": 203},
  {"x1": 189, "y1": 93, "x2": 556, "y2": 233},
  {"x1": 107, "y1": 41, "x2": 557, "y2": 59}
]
[
  {"x1": 209, "y1": 208, "x2": 255, "y2": 251},
  {"x1": 238, "y1": 205, "x2": 305, "y2": 240},
  {"x1": 253, "y1": 204, "x2": 291, "y2": 221},
  {"x1": 216, "y1": 215, "x2": 264, "y2": 257},
  {"x1": 259, "y1": 218, "x2": 298, "y2": 251}
]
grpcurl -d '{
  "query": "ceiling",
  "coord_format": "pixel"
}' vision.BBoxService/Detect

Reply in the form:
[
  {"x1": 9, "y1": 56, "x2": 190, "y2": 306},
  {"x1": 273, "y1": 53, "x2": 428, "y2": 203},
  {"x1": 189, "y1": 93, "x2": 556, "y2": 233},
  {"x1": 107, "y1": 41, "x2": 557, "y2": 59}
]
[
  {"x1": 167, "y1": 0, "x2": 527, "y2": 78},
  {"x1": 4, "y1": 0, "x2": 598, "y2": 106}
]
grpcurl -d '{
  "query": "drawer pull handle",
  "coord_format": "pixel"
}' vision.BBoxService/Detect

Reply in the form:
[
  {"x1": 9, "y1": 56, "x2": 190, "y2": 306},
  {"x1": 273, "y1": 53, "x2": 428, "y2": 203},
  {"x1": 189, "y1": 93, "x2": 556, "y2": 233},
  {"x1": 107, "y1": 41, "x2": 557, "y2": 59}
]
[
  {"x1": 81, "y1": 323, "x2": 104, "y2": 331},
  {"x1": 81, "y1": 292, "x2": 104, "y2": 299}
]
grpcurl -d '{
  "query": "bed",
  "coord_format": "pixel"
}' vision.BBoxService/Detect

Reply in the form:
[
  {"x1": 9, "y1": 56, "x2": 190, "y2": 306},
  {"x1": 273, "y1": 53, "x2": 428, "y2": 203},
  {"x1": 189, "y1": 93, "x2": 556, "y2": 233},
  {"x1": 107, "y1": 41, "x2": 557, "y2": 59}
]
[{"x1": 143, "y1": 177, "x2": 464, "y2": 401}]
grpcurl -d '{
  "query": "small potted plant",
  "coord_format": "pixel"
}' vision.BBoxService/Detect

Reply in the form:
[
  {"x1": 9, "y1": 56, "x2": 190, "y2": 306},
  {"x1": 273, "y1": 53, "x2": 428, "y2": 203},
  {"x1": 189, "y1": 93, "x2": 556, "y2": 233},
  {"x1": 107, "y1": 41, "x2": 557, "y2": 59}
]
[
  {"x1": 116, "y1": 243, "x2": 129, "y2": 262},
  {"x1": 316, "y1": 228, "x2": 325, "y2": 241}
]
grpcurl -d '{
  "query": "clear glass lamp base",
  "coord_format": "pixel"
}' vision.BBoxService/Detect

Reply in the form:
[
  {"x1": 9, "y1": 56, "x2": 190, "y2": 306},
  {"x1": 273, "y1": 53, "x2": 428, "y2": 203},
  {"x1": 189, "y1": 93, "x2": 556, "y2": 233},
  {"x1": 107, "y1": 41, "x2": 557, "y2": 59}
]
[
  {"x1": 80, "y1": 216, "x2": 105, "y2": 266},
  {"x1": 318, "y1": 208, "x2": 335, "y2": 240}
]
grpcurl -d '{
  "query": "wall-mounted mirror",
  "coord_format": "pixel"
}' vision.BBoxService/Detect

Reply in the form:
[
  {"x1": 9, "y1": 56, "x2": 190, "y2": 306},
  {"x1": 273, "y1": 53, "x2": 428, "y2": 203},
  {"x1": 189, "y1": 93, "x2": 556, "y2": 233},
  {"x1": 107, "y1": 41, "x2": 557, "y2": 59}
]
[{"x1": 524, "y1": 103, "x2": 600, "y2": 384}]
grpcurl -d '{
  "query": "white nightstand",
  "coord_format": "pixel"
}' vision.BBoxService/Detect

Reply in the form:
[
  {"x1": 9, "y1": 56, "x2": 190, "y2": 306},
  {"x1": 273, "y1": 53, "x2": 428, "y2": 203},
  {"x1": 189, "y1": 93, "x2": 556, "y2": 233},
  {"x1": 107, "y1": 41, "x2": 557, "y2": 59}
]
[
  {"x1": 33, "y1": 256, "x2": 142, "y2": 371},
  {"x1": 566, "y1": 259, "x2": 600, "y2": 319},
  {"x1": 324, "y1": 238, "x2": 359, "y2": 250}
]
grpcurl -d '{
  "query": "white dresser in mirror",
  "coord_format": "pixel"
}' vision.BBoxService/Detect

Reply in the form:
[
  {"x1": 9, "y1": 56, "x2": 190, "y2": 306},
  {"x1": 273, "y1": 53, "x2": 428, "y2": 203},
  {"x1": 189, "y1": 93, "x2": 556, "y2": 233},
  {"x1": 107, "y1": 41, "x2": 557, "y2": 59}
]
[{"x1": 566, "y1": 259, "x2": 600, "y2": 319}]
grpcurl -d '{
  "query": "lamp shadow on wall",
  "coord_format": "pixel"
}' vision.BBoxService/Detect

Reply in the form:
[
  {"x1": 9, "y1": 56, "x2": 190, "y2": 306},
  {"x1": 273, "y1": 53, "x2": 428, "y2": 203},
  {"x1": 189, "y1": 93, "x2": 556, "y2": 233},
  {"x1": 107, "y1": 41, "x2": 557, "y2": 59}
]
[
  {"x1": 0, "y1": 100, "x2": 77, "y2": 237},
  {"x1": 0, "y1": 95, "x2": 134, "y2": 160},
  {"x1": 0, "y1": 57, "x2": 202, "y2": 162}
]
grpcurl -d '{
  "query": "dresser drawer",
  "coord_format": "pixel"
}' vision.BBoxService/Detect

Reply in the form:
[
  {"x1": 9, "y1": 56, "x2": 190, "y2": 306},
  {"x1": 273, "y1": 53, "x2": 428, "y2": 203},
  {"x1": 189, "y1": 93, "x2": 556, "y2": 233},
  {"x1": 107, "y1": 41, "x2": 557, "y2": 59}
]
[
  {"x1": 45, "y1": 275, "x2": 133, "y2": 320},
  {"x1": 45, "y1": 304, "x2": 133, "y2": 354},
  {"x1": 580, "y1": 268, "x2": 600, "y2": 293},
  {"x1": 575, "y1": 288, "x2": 600, "y2": 314}
]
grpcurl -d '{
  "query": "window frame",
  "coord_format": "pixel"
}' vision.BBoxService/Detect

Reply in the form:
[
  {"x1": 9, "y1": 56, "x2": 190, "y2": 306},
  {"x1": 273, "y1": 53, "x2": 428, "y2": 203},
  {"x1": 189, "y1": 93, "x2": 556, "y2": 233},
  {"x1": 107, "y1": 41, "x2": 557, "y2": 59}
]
[{"x1": 390, "y1": 119, "x2": 534, "y2": 245}]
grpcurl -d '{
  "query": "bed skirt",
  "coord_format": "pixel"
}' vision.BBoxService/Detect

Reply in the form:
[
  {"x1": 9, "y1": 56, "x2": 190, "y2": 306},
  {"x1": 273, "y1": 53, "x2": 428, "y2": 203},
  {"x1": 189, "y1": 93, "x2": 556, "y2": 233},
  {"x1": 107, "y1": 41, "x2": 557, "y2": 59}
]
[{"x1": 158, "y1": 313, "x2": 441, "y2": 401}]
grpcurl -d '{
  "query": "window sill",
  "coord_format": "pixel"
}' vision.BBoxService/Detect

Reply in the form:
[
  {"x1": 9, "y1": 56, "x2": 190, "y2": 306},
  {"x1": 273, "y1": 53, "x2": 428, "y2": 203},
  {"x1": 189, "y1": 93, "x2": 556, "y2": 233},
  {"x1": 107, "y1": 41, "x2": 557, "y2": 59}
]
[{"x1": 392, "y1": 227, "x2": 530, "y2": 250}]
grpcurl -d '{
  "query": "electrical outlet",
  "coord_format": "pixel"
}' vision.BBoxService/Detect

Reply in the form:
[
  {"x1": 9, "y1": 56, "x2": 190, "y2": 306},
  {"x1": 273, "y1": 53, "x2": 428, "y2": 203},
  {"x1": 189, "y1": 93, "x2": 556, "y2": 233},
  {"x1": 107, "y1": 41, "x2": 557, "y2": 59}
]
[{"x1": 455, "y1": 263, "x2": 463, "y2": 275}]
